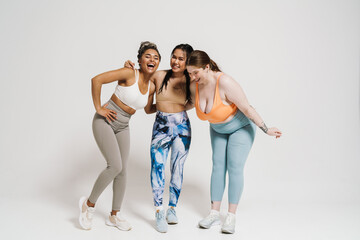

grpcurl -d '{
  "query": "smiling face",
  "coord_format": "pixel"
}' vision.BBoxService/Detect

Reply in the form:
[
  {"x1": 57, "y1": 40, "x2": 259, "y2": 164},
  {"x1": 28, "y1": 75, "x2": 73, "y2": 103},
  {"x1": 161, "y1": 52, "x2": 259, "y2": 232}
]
[
  {"x1": 187, "y1": 65, "x2": 208, "y2": 84},
  {"x1": 138, "y1": 49, "x2": 160, "y2": 74},
  {"x1": 170, "y1": 49, "x2": 187, "y2": 73}
]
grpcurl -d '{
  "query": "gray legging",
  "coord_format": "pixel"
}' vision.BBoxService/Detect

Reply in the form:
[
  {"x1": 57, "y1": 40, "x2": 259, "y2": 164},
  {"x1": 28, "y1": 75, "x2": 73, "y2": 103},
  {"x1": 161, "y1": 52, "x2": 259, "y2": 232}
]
[{"x1": 88, "y1": 99, "x2": 131, "y2": 211}]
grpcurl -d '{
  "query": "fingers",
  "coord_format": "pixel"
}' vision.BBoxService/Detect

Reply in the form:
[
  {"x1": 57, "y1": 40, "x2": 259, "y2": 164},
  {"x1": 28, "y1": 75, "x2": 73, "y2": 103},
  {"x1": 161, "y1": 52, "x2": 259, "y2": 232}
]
[
  {"x1": 110, "y1": 110, "x2": 117, "y2": 115},
  {"x1": 107, "y1": 110, "x2": 117, "y2": 121},
  {"x1": 275, "y1": 131, "x2": 282, "y2": 138},
  {"x1": 124, "y1": 60, "x2": 135, "y2": 69},
  {"x1": 267, "y1": 128, "x2": 282, "y2": 138},
  {"x1": 108, "y1": 114, "x2": 116, "y2": 121},
  {"x1": 102, "y1": 106, "x2": 118, "y2": 122}
]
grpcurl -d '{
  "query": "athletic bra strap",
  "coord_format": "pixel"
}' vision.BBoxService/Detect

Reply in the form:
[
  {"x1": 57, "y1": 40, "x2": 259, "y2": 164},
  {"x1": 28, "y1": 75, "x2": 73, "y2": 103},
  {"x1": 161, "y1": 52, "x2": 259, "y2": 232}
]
[
  {"x1": 216, "y1": 73, "x2": 224, "y2": 88},
  {"x1": 214, "y1": 73, "x2": 224, "y2": 102},
  {"x1": 134, "y1": 69, "x2": 138, "y2": 83}
]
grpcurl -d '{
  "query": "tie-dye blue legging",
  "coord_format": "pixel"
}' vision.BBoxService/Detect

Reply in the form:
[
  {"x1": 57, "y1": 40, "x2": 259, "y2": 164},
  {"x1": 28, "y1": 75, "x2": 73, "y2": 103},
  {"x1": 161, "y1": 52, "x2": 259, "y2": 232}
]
[{"x1": 150, "y1": 111, "x2": 191, "y2": 207}]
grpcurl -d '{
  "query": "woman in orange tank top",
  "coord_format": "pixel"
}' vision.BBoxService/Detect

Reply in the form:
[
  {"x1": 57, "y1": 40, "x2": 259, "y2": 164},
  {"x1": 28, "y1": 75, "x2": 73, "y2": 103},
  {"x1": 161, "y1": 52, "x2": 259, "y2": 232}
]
[{"x1": 187, "y1": 50, "x2": 282, "y2": 234}]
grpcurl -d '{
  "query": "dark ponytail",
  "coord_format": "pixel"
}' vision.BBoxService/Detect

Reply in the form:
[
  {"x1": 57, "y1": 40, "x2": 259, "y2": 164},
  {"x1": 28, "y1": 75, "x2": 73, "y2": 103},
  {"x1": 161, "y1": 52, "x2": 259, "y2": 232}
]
[
  {"x1": 158, "y1": 44, "x2": 194, "y2": 104},
  {"x1": 184, "y1": 69, "x2": 191, "y2": 104}
]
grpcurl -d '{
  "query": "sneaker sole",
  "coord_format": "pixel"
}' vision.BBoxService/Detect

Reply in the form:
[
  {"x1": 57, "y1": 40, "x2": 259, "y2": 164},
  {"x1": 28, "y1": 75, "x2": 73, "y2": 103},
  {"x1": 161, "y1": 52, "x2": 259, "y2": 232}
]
[
  {"x1": 166, "y1": 218, "x2": 178, "y2": 225},
  {"x1": 221, "y1": 228, "x2": 235, "y2": 234},
  {"x1": 167, "y1": 221, "x2": 178, "y2": 225},
  {"x1": 155, "y1": 226, "x2": 168, "y2": 233},
  {"x1": 78, "y1": 196, "x2": 91, "y2": 230},
  {"x1": 198, "y1": 219, "x2": 221, "y2": 229},
  {"x1": 105, "y1": 219, "x2": 132, "y2": 231}
]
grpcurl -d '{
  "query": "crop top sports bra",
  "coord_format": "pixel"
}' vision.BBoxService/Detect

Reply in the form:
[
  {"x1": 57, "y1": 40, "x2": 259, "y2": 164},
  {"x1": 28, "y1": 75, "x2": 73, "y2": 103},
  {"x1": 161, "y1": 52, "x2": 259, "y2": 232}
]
[
  {"x1": 114, "y1": 69, "x2": 150, "y2": 110},
  {"x1": 195, "y1": 73, "x2": 237, "y2": 124}
]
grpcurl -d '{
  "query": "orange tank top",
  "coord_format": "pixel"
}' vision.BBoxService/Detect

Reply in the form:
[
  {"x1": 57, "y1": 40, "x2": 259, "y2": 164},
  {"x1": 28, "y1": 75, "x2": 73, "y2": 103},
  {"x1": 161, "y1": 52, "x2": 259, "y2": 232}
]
[{"x1": 195, "y1": 73, "x2": 237, "y2": 124}]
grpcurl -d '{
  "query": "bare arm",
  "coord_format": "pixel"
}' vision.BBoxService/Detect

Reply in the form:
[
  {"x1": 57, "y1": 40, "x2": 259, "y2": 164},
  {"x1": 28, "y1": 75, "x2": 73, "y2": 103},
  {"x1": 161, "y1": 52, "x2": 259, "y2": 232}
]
[
  {"x1": 184, "y1": 81, "x2": 196, "y2": 110},
  {"x1": 91, "y1": 68, "x2": 133, "y2": 111},
  {"x1": 222, "y1": 75, "x2": 282, "y2": 137},
  {"x1": 91, "y1": 68, "x2": 133, "y2": 121},
  {"x1": 144, "y1": 81, "x2": 157, "y2": 114}
]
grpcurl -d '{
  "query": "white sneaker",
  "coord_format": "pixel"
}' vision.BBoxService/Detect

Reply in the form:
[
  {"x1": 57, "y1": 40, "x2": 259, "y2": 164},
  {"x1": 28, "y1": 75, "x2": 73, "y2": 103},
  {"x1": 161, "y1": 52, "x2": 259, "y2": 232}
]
[
  {"x1": 78, "y1": 196, "x2": 95, "y2": 230},
  {"x1": 221, "y1": 213, "x2": 236, "y2": 234},
  {"x1": 198, "y1": 210, "x2": 221, "y2": 229},
  {"x1": 106, "y1": 212, "x2": 132, "y2": 231}
]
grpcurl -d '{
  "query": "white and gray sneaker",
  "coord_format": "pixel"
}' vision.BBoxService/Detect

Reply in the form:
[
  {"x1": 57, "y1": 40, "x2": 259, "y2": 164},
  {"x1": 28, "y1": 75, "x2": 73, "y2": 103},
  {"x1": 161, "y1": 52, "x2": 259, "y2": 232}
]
[
  {"x1": 78, "y1": 196, "x2": 95, "y2": 230},
  {"x1": 106, "y1": 212, "x2": 132, "y2": 231},
  {"x1": 198, "y1": 210, "x2": 221, "y2": 229},
  {"x1": 221, "y1": 212, "x2": 236, "y2": 234}
]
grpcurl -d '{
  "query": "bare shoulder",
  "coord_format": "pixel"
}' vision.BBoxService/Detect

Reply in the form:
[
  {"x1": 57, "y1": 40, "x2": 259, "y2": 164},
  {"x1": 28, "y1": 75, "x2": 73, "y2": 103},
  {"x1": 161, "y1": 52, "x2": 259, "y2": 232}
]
[
  {"x1": 149, "y1": 81, "x2": 156, "y2": 94},
  {"x1": 119, "y1": 67, "x2": 137, "y2": 82},
  {"x1": 219, "y1": 73, "x2": 240, "y2": 90},
  {"x1": 113, "y1": 67, "x2": 136, "y2": 78},
  {"x1": 152, "y1": 70, "x2": 167, "y2": 83},
  {"x1": 93, "y1": 67, "x2": 135, "y2": 84}
]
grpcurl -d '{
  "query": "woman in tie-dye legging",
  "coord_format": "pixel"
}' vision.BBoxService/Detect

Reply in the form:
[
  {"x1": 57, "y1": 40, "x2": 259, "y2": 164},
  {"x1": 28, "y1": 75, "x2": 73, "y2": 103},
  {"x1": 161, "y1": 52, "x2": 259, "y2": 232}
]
[{"x1": 125, "y1": 44, "x2": 194, "y2": 233}]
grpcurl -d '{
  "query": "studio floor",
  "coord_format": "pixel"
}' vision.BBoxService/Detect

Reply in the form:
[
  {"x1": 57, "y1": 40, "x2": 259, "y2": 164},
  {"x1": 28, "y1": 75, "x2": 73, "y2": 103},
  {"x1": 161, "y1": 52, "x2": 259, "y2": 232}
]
[{"x1": 1, "y1": 193, "x2": 359, "y2": 240}]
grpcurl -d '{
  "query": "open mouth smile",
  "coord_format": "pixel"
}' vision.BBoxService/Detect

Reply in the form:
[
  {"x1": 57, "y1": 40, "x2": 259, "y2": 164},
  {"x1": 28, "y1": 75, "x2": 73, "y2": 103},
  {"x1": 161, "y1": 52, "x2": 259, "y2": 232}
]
[{"x1": 147, "y1": 63, "x2": 155, "y2": 70}]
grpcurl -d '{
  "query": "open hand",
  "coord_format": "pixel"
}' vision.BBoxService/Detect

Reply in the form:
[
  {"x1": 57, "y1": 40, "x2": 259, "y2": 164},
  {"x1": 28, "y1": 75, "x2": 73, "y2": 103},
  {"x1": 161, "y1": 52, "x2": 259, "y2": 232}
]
[
  {"x1": 267, "y1": 127, "x2": 282, "y2": 138},
  {"x1": 124, "y1": 60, "x2": 135, "y2": 69},
  {"x1": 97, "y1": 103, "x2": 117, "y2": 122}
]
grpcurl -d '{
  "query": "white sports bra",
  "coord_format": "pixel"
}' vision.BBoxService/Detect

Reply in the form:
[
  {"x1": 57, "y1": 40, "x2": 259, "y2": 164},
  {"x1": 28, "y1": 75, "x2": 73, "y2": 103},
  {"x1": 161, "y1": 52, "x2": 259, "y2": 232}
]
[{"x1": 114, "y1": 69, "x2": 150, "y2": 110}]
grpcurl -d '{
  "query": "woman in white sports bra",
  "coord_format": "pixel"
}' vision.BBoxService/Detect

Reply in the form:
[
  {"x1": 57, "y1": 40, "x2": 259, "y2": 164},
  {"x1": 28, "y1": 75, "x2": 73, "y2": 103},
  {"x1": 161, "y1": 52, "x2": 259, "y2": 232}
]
[{"x1": 78, "y1": 41, "x2": 160, "y2": 231}]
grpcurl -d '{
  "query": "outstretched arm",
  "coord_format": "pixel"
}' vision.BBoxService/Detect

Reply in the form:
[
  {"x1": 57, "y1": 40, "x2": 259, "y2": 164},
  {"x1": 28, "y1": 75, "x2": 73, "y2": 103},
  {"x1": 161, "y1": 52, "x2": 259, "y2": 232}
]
[{"x1": 222, "y1": 75, "x2": 282, "y2": 138}]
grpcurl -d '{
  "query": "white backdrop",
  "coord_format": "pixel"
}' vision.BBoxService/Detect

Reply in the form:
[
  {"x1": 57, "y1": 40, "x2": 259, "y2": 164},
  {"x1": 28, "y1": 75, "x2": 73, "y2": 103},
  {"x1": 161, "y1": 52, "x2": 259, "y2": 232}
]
[{"x1": 0, "y1": 0, "x2": 359, "y2": 239}]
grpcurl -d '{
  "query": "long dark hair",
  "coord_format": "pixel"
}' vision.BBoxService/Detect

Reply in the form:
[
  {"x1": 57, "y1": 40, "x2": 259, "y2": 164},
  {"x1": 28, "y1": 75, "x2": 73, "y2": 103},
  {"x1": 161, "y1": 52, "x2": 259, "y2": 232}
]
[
  {"x1": 158, "y1": 44, "x2": 194, "y2": 104},
  {"x1": 187, "y1": 50, "x2": 221, "y2": 72}
]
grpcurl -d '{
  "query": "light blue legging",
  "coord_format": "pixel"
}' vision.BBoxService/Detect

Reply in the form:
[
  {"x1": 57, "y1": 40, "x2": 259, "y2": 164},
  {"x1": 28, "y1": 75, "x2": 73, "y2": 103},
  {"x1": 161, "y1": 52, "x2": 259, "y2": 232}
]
[{"x1": 209, "y1": 110, "x2": 256, "y2": 204}]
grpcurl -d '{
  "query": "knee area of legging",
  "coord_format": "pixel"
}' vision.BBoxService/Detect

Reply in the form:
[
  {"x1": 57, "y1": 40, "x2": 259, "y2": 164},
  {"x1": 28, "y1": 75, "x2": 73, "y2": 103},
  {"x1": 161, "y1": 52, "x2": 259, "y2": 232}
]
[
  {"x1": 116, "y1": 170, "x2": 127, "y2": 178},
  {"x1": 227, "y1": 166, "x2": 244, "y2": 175},
  {"x1": 107, "y1": 165, "x2": 123, "y2": 176},
  {"x1": 212, "y1": 162, "x2": 226, "y2": 172},
  {"x1": 212, "y1": 166, "x2": 225, "y2": 173}
]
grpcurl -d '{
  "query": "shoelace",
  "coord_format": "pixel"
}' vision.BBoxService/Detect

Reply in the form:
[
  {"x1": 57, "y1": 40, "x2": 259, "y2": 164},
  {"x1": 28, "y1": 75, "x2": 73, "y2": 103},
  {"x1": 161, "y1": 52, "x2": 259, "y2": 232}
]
[
  {"x1": 168, "y1": 208, "x2": 176, "y2": 215},
  {"x1": 114, "y1": 215, "x2": 127, "y2": 223},
  {"x1": 86, "y1": 208, "x2": 94, "y2": 219},
  {"x1": 206, "y1": 213, "x2": 218, "y2": 222}
]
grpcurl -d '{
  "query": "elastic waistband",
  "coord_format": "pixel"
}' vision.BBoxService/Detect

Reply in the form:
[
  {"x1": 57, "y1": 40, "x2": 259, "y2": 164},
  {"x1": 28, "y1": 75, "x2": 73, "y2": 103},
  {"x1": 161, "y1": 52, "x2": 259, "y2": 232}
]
[
  {"x1": 210, "y1": 110, "x2": 251, "y2": 133},
  {"x1": 156, "y1": 110, "x2": 188, "y2": 116},
  {"x1": 107, "y1": 99, "x2": 132, "y2": 117},
  {"x1": 155, "y1": 110, "x2": 189, "y2": 125}
]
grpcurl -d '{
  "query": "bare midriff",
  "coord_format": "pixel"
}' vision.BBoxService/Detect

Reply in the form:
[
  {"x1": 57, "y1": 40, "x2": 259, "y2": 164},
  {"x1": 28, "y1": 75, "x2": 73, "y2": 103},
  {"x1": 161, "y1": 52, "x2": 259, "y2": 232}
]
[
  {"x1": 156, "y1": 100, "x2": 186, "y2": 113},
  {"x1": 110, "y1": 94, "x2": 136, "y2": 115}
]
